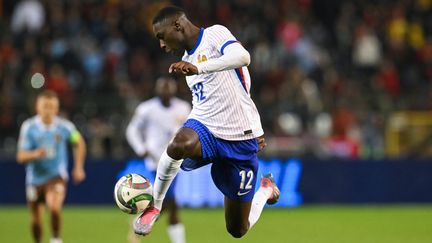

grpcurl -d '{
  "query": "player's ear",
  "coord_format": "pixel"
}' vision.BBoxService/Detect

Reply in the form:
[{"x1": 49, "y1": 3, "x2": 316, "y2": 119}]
[{"x1": 173, "y1": 20, "x2": 182, "y2": 31}]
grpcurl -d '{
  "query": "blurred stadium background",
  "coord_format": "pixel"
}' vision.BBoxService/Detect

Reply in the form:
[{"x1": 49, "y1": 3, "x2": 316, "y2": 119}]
[{"x1": 1, "y1": 0, "x2": 432, "y2": 242}]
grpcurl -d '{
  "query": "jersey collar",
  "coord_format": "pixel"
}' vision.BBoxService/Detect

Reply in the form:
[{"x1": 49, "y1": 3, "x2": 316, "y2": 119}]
[
  {"x1": 35, "y1": 115, "x2": 58, "y2": 131},
  {"x1": 187, "y1": 27, "x2": 204, "y2": 55}
]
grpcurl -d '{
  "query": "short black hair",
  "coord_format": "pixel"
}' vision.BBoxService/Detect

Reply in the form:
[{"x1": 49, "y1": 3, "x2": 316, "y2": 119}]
[
  {"x1": 152, "y1": 6, "x2": 185, "y2": 25},
  {"x1": 38, "y1": 90, "x2": 58, "y2": 99}
]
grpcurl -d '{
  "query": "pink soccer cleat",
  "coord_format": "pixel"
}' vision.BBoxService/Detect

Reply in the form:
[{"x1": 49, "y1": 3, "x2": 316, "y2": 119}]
[
  {"x1": 260, "y1": 173, "x2": 280, "y2": 205},
  {"x1": 133, "y1": 206, "x2": 161, "y2": 236}
]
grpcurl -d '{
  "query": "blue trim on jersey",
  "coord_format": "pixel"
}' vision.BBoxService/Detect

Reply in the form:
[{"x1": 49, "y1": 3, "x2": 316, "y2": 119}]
[
  {"x1": 235, "y1": 68, "x2": 248, "y2": 92},
  {"x1": 187, "y1": 28, "x2": 204, "y2": 55},
  {"x1": 220, "y1": 40, "x2": 237, "y2": 55}
]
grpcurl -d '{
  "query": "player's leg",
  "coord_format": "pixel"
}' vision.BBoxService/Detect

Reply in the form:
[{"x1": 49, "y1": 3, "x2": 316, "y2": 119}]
[
  {"x1": 45, "y1": 177, "x2": 66, "y2": 243},
  {"x1": 248, "y1": 173, "x2": 280, "y2": 229},
  {"x1": 223, "y1": 173, "x2": 280, "y2": 238},
  {"x1": 164, "y1": 199, "x2": 186, "y2": 243},
  {"x1": 164, "y1": 199, "x2": 180, "y2": 224},
  {"x1": 164, "y1": 177, "x2": 186, "y2": 243},
  {"x1": 211, "y1": 142, "x2": 280, "y2": 238},
  {"x1": 127, "y1": 219, "x2": 140, "y2": 243},
  {"x1": 168, "y1": 127, "x2": 202, "y2": 160},
  {"x1": 153, "y1": 127, "x2": 201, "y2": 209},
  {"x1": 225, "y1": 174, "x2": 280, "y2": 238},
  {"x1": 134, "y1": 126, "x2": 201, "y2": 235},
  {"x1": 28, "y1": 201, "x2": 44, "y2": 243},
  {"x1": 27, "y1": 185, "x2": 44, "y2": 243},
  {"x1": 211, "y1": 156, "x2": 258, "y2": 238},
  {"x1": 224, "y1": 197, "x2": 252, "y2": 238}
]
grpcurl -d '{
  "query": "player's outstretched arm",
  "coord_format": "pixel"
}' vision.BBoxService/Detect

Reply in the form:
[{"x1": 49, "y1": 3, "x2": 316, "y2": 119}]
[
  {"x1": 196, "y1": 42, "x2": 250, "y2": 74},
  {"x1": 71, "y1": 132, "x2": 86, "y2": 184},
  {"x1": 169, "y1": 42, "x2": 250, "y2": 76},
  {"x1": 126, "y1": 110, "x2": 148, "y2": 157},
  {"x1": 169, "y1": 61, "x2": 198, "y2": 75}
]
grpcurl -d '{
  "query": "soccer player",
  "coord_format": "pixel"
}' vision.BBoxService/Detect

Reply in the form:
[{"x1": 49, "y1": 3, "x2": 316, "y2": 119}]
[
  {"x1": 134, "y1": 6, "x2": 280, "y2": 238},
  {"x1": 126, "y1": 77, "x2": 190, "y2": 243},
  {"x1": 16, "y1": 90, "x2": 86, "y2": 243}
]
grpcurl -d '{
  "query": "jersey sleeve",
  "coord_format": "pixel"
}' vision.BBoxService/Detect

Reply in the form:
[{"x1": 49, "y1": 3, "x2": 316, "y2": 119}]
[
  {"x1": 17, "y1": 120, "x2": 34, "y2": 151},
  {"x1": 61, "y1": 118, "x2": 80, "y2": 144},
  {"x1": 126, "y1": 103, "x2": 150, "y2": 156},
  {"x1": 207, "y1": 25, "x2": 239, "y2": 55}
]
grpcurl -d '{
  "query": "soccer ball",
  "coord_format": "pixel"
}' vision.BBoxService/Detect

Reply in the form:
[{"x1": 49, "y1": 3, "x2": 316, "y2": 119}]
[{"x1": 114, "y1": 173, "x2": 153, "y2": 214}]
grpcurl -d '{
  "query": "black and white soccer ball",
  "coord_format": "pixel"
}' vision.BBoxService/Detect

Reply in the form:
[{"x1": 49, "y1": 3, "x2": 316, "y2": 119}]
[{"x1": 114, "y1": 173, "x2": 153, "y2": 214}]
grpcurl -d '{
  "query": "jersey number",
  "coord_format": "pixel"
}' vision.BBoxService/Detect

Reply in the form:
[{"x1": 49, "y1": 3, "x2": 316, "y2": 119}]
[
  {"x1": 239, "y1": 170, "x2": 254, "y2": 190},
  {"x1": 193, "y1": 82, "x2": 206, "y2": 102}
]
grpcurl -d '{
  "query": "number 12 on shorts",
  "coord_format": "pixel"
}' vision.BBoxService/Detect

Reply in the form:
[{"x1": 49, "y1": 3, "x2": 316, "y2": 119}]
[{"x1": 239, "y1": 170, "x2": 253, "y2": 190}]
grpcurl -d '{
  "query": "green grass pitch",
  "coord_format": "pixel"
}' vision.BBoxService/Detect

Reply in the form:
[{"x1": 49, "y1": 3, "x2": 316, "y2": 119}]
[{"x1": 1, "y1": 205, "x2": 431, "y2": 243}]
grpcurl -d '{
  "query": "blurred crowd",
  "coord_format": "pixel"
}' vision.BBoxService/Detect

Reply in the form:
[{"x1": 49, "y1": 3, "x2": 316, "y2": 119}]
[{"x1": 1, "y1": 0, "x2": 432, "y2": 160}]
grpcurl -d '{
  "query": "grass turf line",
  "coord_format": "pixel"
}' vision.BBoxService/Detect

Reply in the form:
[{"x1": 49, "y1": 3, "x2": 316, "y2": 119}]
[{"x1": 0, "y1": 205, "x2": 431, "y2": 243}]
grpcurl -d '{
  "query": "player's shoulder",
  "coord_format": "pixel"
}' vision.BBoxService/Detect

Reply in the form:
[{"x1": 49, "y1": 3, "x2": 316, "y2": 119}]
[
  {"x1": 137, "y1": 97, "x2": 159, "y2": 111},
  {"x1": 20, "y1": 116, "x2": 37, "y2": 131},
  {"x1": 205, "y1": 24, "x2": 236, "y2": 43},
  {"x1": 206, "y1": 24, "x2": 230, "y2": 33},
  {"x1": 56, "y1": 117, "x2": 76, "y2": 130},
  {"x1": 56, "y1": 116, "x2": 73, "y2": 125},
  {"x1": 22, "y1": 116, "x2": 37, "y2": 125}
]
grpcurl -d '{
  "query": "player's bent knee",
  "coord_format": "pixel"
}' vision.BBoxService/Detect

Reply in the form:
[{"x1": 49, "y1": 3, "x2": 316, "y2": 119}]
[
  {"x1": 226, "y1": 225, "x2": 248, "y2": 238},
  {"x1": 182, "y1": 139, "x2": 198, "y2": 154},
  {"x1": 48, "y1": 202, "x2": 63, "y2": 214},
  {"x1": 167, "y1": 141, "x2": 184, "y2": 159},
  {"x1": 49, "y1": 207, "x2": 62, "y2": 216},
  {"x1": 47, "y1": 201, "x2": 62, "y2": 212},
  {"x1": 31, "y1": 217, "x2": 42, "y2": 225},
  {"x1": 168, "y1": 135, "x2": 198, "y2": 159},
  {"x1": 54, "y1": 206, "x2": 62, "y2": 212}
]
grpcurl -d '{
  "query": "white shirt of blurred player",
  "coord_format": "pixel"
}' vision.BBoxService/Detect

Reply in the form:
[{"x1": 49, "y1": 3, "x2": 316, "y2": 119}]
[
  {"x1": 182, "y1": 25, "x2": 264, "y2": 141},
  {"x1": 126, "y1": 97, "x2": 190, "y2": 170},
  {"x1": 11, "y1": 0, "x2": 45, "y2": 33}
]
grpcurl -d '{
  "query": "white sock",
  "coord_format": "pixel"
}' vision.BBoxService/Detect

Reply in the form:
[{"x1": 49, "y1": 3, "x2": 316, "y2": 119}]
[
  {"x1": 50, "y1": 238, "x2": 62, "y2": 243},
  {"x1": 153, "y1": 150, "x2": 183, "y2": 210},
  {"x1": 248, "y1": 186, "x2": 272, "y2": 229},
  {"x1": 167, "y1": 223, "x2": 186, "y2": 243}
]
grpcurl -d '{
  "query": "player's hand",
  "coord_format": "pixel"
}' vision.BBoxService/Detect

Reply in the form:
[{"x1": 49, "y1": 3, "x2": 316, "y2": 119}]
[
  {"x1": 33, "y1": 148, "x2": 47, "y2": 159},
  {"x1": 256, "y1": 136, "x2": 267, "y2": 152},
  {"x1": 169, "y1": 61, "x2": 198, "y2": 76},
  {"x1": 72, "y1": 167, "x2": 86, "y2": 184}
]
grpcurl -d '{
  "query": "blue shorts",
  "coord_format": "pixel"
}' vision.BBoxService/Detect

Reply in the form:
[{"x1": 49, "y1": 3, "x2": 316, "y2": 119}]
[{"x1": 182, "y1": 119, "x2": 259, "y2": 202}]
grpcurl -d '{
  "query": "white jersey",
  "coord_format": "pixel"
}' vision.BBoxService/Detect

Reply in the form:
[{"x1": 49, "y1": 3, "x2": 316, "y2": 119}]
[
  {"x1": 126, "y1": 97, "x2": 190, "y2": 170},
  {"x1": 182, "y1": 25, "x2": 264, "y2": 141}
]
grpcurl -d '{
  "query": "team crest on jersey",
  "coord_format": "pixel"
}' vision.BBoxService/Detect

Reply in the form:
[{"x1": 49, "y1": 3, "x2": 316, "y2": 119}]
[
  {"x1": 55, "y1": 133, "x2": 62, "y2": 143},
  {"x1": 197, "y1": 54, "x2": 207, "y2": 63}
]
